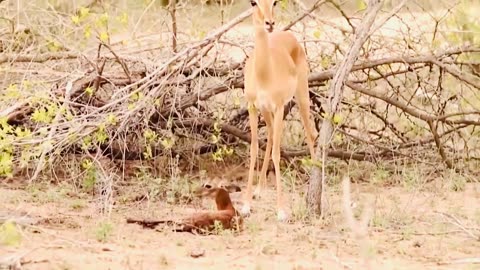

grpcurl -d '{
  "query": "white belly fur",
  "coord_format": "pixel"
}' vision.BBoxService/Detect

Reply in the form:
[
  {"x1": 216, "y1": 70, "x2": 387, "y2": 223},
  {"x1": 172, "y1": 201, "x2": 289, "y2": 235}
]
[{"x1": 254, "y1": 89, "x2": 276, "y2": 113}]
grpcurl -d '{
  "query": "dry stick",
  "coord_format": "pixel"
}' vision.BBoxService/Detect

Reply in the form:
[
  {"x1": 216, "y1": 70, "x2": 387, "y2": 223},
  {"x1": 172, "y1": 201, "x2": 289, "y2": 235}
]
[
  {"x1": 427, "y1": 120, "x2": 453, "y2": 169},
  {"x1": 0, "y1": 52, "x2": 78, "y2": 65},
  {"x1": 437, "y1": 258, "x2": 480, "y2": 265},
  {"x1": 170, "y1": 0, "x2": 178, "y2": 53},
  {"x1": 432, "y1": 59, "x2": 480, "y2": 89},
  {"x1": 161, "y1": 118, "x2": 373, "y2": 160},
  {"x1": 101, "y1": 42, "x2": 132, "y2": 83},
  {"x1": 282, "y1": 0, "x2": 327, "y2": 31},
  {"x1": 367, "y1": 0, "x2": 408, "y2": 37},
  {"x1": 434, "y1": 211, "x2": 480, "y2": 241},
  {"x1": 307, "y1": 0, "x2": 383, "y2": 215},
  {"x1": 346, "y1": 81, "x2": 480, "y2": 126}
]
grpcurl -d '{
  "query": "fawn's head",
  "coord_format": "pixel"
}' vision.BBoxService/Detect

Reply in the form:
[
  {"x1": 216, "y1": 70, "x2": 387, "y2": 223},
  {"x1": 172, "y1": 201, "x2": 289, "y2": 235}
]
[
  {"x1": 250, "y1": 0, "x2": 278, "y2": 33},
  {"x1": 195, "y1": 182, "x2": 241, "y2": 210},
  {"x1": 195, "y1": 182, "x2": 241, "y2": 197}
]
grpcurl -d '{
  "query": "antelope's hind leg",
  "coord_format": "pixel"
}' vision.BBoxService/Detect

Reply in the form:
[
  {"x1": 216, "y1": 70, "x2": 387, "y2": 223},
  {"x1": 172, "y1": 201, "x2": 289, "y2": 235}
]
[
  {"x1": 295, "y1": 79, "x2": 317, "y2": 159},
  {"x1": 241, "y1": 103, "x2": 259, "y2": 216}
]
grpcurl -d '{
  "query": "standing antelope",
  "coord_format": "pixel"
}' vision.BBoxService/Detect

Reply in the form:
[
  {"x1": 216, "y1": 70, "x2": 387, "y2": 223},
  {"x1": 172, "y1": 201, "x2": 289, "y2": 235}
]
[{"x1": 241, "y1": 0, "x2": 317, "y2": 221}]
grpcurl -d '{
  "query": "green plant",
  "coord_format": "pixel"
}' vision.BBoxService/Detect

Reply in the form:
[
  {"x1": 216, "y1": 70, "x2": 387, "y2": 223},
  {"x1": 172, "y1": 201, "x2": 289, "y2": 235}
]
[
  {"x1": 291, "y1": 198, "x2": 309, "y2": 222},
  {"x1": 81, "y1": 159, "x2": 97, "y2": 192},
  {"x1": 70, "y1": 199, "x2": 86, "y2": 211},
  {"x1": 449, "y1": 173, "x2": 467, "y2": 192},
  {"x1": 372, "y1": 167, "x2": 391, "y2": 185},
  {"x1": 95, "y1": 221, "x2": 114, "y2": 242},
  {"x1": 0, "y1": 221, "x2": 22, "y2": 247}
]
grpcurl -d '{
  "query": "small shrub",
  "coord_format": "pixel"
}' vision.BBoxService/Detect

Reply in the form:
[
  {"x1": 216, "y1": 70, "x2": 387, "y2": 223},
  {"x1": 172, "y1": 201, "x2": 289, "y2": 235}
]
[{"x1": 95, "y1": 221, "x2": 114, "y2": 242}]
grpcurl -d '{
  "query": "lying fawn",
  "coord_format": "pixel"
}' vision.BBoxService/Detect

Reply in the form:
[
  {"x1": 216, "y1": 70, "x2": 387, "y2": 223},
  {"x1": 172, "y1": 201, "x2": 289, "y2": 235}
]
[{"x1": 126, "y1": 183, "x2": 243, "y2": 234}]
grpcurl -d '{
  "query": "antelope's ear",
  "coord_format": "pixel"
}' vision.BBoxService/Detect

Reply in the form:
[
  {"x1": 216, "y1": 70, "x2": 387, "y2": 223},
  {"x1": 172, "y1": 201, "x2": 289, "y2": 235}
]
[
  {"x1": 222, "y1": 184, "x2": 242, "y2": 193},
  {"x1": 201, "y1": 183, "x2": 213, "y2": 189}
]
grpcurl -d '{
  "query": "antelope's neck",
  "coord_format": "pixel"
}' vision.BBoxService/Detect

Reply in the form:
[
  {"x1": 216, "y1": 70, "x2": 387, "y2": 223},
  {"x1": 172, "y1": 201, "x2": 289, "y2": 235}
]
[
  {"x1": 215, "y1": 194, "x2": 235, "y2": 212},
  {"x1": 253, "y1": 26, "x2": 272, "y2": 82}
]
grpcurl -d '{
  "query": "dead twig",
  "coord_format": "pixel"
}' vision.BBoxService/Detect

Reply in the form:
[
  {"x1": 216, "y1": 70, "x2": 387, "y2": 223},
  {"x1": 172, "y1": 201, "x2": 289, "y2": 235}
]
[
  {"x1": 427, "y1": 120, "x2": 453, "y2": 169},
  {"x1": 434, "y1": 211, "x2": 480, "y2": 241},
  {"x1": 437, "y1": 257, "x2": 480, "y2": 265},
  {"x1": 0, "y1": 52, "x2": 79, "y2": 65},
  {"x1": 101, "y1": 43, "x2": 132, "y2": 84}
]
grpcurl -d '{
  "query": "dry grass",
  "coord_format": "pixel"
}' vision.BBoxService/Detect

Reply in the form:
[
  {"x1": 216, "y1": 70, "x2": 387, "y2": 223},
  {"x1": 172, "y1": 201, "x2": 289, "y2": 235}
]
[{"x1": 1, "y1": 168, "x2": 479, "y2": 269}]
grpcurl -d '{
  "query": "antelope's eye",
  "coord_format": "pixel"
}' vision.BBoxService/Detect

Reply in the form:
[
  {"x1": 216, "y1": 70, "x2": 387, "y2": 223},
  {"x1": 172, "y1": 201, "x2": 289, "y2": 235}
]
[
  {"x1": 203, "y1": 184, "x2": 212, "y2": 189},
  {"x1": 250, "y1": 0, "x2": 257, "y2": 6},
  {"x1": 273, "y1": 0, "x2": 278, "y2": 6}
]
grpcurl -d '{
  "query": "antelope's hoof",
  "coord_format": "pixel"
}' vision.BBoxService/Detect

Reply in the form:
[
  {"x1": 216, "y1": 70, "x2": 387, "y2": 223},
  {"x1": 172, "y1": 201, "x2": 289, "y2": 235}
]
[
  {"x1": 240, "y1": 203, "x2": 252, "y2": 217},
  {"x1": 277, "y1": 209, "x2": 289, "y2": 222}
]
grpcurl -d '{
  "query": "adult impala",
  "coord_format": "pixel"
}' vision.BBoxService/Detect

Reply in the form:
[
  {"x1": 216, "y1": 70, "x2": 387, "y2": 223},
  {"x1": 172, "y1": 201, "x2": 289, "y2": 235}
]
[{"x1": 241, "y1": 0, "x2": 317, "y2": 221}]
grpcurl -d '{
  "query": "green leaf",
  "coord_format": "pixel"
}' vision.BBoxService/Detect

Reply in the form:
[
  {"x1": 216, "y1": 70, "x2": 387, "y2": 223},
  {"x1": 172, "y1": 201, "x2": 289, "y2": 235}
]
[
  {"x1": 213, "y1": 122, "x2": 221, "y2": 133},
  {"x1": 31, "y1": 107, "x2": 52, "y2": 124},
  {"x1": 81, "y1": 159, "x2": 93, "y2": 170},
  {"x1": 0, "y1": 221, "x2": 22, "y2": 246},
  {"x1": 71, "y1": 15, "x2": 80, "y2": 25},
  {"x1": 320, "y1": 55, "x2": 331, "y2": 69},
  {"x1": 357, "y1": 0, "x2": 367, "y2": 10},
  {"x1": 99, "y1": 32, "x2": 109, "y2": 43},
  {"x1": 197, "y1": 30, "x2": 206, "y2": 39},
  {"x1": 106, "y1": 114, "x2": 117, "y2": 126},
  {"x1": 118, "y1": 12, "x2": 128, "y2": 25},
  {"x1": 84, "y1": 25, "x2": 92, "y2": 39},
  {"x1": 85, "y1": 87, "x2": 94, "y2": 96},
  {"x1": 79, "y1": 7, "x2": 90, "y2": 19},
  {"x1": 81, "y1": 136, "x2": 93, "y2": 150},
  {"x1": 161, "y1": 138, "x2": 174, "y2": 149},
  {"x1": 211, "y1": 134, "x2": 219, "y2": 144},
  {"x1": 332, "y1": 114, "x2": 343, "y2": 125},
  {"x1": 144, "y1": 129, "x2": 157, "y2": 142},
  {"x1": 0, "y1": 151, "x2": 13, "y2": 177},
  {"x1": 143, "y1": 146, "x2": 153, "y2": 160},
  {"x1": 94, "y1": 124, "x2": 108, "y2": 144},
  {"x1": 223, "y1": 146, "x2": 233, "y2": 156},
  {"x1": 47, "y1": 40, "x2": 61, "y2": 52},
  {"x1": 233, "y1": 96, "x2": 241, "y2": 107},
  {"x1": 98, "y1": 13, "x2": 109, "y2": 27}
]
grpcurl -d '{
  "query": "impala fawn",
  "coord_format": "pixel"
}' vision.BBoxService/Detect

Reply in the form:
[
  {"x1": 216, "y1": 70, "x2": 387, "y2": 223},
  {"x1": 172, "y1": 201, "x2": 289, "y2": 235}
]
[{"x1": 126, "y1": 183, "x2": 243, "y2": 234}]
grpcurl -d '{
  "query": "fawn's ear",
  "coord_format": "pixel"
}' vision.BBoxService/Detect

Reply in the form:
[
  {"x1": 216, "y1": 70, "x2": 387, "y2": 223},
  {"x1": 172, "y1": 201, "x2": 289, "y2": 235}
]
[
  {"x1": 221, "y1": 184, "x2": 242, "y2": 193},
  {"x1": 201, "y1": 183, "x2": 213, "y2": 189}
]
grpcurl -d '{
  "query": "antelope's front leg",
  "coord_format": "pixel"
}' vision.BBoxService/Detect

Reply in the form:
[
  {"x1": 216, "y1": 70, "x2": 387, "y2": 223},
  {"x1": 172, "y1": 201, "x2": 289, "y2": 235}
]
[
  {"x1": 254, "y1": 110, "x2": 273, "y2": 200},
  {"x1": 241, "y1": 103, "x2": 259, "y2": 216},
  {"x1": 272, "y1": 107, "x2": 288, "y2": 222}
]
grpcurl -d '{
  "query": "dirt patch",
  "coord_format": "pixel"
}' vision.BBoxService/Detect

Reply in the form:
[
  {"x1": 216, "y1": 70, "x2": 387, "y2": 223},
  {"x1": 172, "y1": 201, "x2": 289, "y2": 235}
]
[{"x1": 1, "y1": 180, "x2": 479, "y2": 270}]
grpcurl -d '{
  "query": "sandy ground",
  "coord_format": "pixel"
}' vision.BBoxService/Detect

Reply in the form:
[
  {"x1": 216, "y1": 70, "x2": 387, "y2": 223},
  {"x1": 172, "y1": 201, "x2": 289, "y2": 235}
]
[{"x1": 1, "y1": 179, "x2": 479, "y2": 270}]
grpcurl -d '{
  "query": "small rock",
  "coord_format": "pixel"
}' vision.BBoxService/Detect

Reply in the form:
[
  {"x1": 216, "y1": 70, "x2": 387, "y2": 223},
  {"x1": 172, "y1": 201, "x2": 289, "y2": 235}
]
[{"x1": 190, "y1": 249, "x2": 205, "y2": 258}]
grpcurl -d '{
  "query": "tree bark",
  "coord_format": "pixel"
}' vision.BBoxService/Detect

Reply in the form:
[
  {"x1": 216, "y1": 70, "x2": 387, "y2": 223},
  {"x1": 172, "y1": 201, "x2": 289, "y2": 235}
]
[{"x1": 306, "y1": 0, "x2": 383, "y2": 215}]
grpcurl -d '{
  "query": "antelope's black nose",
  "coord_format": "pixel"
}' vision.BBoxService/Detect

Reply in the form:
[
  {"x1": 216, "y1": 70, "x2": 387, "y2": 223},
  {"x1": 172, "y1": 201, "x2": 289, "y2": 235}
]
[{"x1": 265, "y1": 21, "x2": 275, "y2": 32}]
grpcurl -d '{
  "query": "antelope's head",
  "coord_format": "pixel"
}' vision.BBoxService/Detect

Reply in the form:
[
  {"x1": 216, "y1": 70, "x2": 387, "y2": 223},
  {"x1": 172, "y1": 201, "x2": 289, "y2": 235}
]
[
  {"x1": 195, "y1": 182, "x2": 241, "y2": 197},
  {"x1": 250, "y1": 0, "x2": 278, "y2": 33}
]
